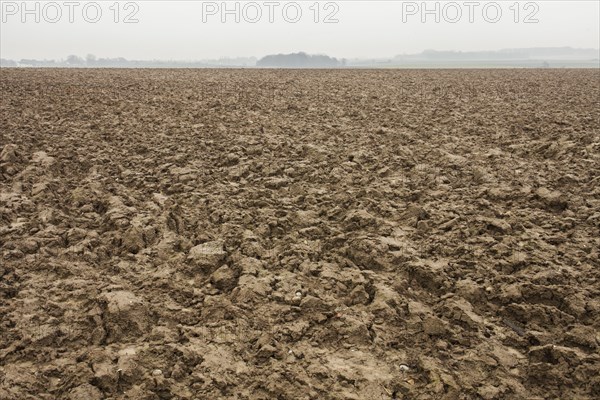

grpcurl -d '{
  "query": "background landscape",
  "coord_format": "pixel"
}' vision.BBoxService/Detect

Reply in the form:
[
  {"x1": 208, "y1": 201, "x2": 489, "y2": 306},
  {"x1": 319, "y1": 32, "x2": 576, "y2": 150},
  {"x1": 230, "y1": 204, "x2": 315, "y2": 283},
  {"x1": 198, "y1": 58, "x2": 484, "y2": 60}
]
[{"x1": 2, "y1": 47, "x2": 598, "y2": 68}]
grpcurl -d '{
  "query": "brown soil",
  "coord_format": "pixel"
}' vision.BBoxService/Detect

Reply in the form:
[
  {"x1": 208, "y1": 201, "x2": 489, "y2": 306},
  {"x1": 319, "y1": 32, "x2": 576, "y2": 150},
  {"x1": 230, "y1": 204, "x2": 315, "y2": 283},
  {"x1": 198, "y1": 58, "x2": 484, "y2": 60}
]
[{"x1": 0, "y1": 68, "x2": 599, "y2": 399}]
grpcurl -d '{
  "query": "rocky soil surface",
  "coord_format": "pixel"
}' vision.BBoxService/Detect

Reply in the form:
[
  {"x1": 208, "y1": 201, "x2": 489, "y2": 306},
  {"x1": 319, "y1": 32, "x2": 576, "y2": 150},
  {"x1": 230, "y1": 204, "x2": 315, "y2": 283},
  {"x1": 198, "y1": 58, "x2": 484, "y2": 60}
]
[{"x1": 1, "y1": 68, "x2": 599, "y2": 399}]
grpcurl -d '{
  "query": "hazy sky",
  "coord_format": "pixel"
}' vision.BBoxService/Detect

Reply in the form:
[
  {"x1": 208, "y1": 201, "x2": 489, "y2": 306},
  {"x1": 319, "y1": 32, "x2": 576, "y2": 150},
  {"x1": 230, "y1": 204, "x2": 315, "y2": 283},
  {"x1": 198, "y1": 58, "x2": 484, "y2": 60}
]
[{"x1": 1, "y1": 1, "x2": 599, "y2": 60}]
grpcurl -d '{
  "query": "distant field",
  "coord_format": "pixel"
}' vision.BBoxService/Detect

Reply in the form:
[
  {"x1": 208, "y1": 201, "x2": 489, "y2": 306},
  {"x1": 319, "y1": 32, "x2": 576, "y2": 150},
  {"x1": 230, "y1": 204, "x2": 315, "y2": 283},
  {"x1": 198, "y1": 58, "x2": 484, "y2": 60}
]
[{"x1": 1, "y1": 69, "x2": 599, "y2": 399}]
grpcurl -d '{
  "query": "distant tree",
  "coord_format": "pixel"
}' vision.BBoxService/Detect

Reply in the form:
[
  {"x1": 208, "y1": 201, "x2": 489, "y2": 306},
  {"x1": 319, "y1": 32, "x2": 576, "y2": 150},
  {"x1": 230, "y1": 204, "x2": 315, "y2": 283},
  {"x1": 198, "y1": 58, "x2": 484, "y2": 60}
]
[
  {"x1": 66, "y1": 55, "x2": 84, "y2": 65},
  {"x1": 0, "y1": 58, "x2": 17, "y2": 67},
  {"x1": 19, "y1": 59, "x2": 41, "y2": 66},
  {"x1": 86, "y1": 54, "x2": 97, "y2": 66},
  {"x1": 257, "y1": 52, "x2": 342, "y2": 68}
]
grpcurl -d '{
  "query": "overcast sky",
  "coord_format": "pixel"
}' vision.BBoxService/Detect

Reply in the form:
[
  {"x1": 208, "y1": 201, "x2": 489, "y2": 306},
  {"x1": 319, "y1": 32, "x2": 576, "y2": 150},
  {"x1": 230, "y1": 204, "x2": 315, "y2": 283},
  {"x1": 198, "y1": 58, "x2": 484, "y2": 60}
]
[{"x1": 1, "y1": 1, "x2": 598, "y2": 60}]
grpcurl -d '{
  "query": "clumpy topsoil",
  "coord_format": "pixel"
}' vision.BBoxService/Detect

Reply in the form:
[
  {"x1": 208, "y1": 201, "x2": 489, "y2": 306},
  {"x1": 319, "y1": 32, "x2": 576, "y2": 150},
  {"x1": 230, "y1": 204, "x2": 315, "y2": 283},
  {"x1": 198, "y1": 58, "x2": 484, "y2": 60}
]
[{"x1": 0, "y1": 69, "x2": 599, "y2": 399}]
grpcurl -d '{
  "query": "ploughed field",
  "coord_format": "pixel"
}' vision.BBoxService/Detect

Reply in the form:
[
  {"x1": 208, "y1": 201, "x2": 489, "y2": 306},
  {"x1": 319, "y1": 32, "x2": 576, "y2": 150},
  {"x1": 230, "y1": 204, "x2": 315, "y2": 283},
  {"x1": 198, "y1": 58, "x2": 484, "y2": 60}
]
[{"x1": 0, "y1": 68, "x2": 599, "y2": 399}]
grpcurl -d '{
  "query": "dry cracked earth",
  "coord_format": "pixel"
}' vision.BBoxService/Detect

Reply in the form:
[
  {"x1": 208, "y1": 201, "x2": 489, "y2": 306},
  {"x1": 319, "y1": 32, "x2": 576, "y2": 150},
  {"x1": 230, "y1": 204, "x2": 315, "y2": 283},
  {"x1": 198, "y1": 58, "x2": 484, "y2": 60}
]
[{"x1": 0, "y1": 68, "x2": 599, "y2": 399}]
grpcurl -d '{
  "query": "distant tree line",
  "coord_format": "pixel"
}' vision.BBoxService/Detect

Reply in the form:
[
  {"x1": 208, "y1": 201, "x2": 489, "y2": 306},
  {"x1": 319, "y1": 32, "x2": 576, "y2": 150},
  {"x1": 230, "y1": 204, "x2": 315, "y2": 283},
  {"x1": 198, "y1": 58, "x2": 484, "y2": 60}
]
[
  {"x1": 2, "y1": 52, "x2": 344, "y2": 68},
  {"x1": 0, "y1": 54, "x2": 257, "y2": 68},
  {"x1": 0, "y1": 59, "x2": 18, "y2": 67},
  {"x1": 256, "y1": 52, "x2": 345, "y2": 68}
]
